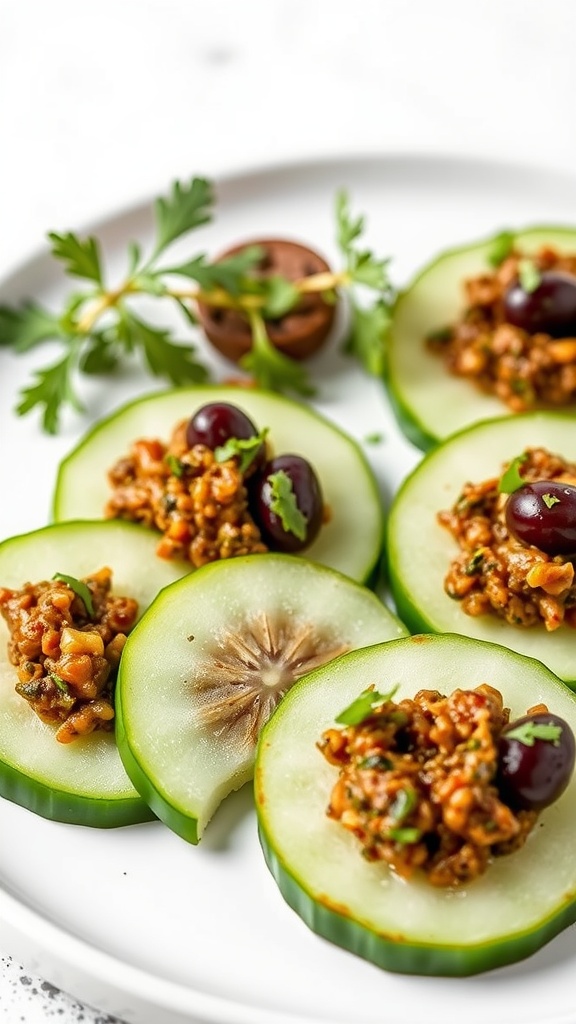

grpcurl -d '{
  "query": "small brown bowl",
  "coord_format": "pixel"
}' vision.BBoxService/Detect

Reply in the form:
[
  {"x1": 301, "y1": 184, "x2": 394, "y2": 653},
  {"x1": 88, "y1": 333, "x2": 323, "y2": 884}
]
[{"x1": 196, "y1": 238, "x2": 336, "y2": 363}]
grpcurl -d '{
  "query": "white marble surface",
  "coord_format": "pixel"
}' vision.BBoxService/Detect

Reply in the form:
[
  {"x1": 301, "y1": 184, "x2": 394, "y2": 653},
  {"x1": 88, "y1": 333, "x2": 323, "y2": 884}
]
[{"x1": 1, "y1": 0, "x2": 576, "y2": 1020}]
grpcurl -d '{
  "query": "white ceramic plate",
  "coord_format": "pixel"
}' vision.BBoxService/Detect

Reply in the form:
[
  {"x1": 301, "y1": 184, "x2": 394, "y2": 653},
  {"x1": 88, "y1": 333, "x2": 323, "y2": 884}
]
[{"x1": 1, "y1": 153, "x2": 576, "y2": 1024}]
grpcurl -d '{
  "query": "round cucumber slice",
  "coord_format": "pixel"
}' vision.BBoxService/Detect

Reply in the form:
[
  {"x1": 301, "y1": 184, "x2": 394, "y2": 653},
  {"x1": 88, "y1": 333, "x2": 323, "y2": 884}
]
[
  {"x1": 53, "y1": 386, "x2": 384, "y2": 584},
  {"x1": 116, "y1": 553, "x2": 407, "y2": 843},
  {"x1": 387, "y1": 411, "x2": 576, "y2": 686},
  {"x1": 387, "y1": 226, "x2": 576, "y2": 450},
  {"x1": 0, "y1": 520, "x2": 189, "y2": 826},
  {"x1": 255, "y1": 633, "x2": 576, "y2": 976}
]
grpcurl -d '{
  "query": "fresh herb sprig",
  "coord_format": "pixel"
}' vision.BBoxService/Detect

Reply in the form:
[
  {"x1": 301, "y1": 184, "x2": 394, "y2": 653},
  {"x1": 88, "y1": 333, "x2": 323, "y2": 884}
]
[{"x1": 0, "y1": 177, "x2": 395, "y2": 433}]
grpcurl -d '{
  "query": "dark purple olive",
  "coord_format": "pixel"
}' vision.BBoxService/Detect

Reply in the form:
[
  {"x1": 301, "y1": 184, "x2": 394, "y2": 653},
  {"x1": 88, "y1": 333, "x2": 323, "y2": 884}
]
[
  {"x1": 503, "y1": 270, "x2": 576, "y2": 337},
  {"x1": 497, "y1": 712, "x2": 576, "y2": 811},
  {"x1": 505, "y1": 480, "x2": 576, "y2": 555},
  {"x1": 251, "y1": 454, "x2": 324, "y2": 553},
  {"x1": 185, "y1": 402, "x2": 265, "y2": 470}
]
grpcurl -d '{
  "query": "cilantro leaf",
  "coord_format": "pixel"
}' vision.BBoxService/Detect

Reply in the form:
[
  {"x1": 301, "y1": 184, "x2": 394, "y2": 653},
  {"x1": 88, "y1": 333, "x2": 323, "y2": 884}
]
[
  {"x1": 498, "y1": 453, "x2": 528, "y2": 494},
  {"x1": 241, "y1": 312, "x2": 315, "y2": 396},
  {"x1": 15, "y1": 350, "x2": 82, "y2": 434},
  {"x1": 123, "y1": 312, "x2": 210, "y2": 386},
  {"x1": 335, "y1": 685, "x2": 399, "y2": 726},
  {"x1": 389, "y1": 787, "x2": 417, "y2": 824},
  {"x1": 79, "y1": 331, "x2": 121, "y2": 374},
  {"x1": 0, "y1": 301, "x2": 63, "y2": 352},
  {"x1": 505, "y1": 720, "x2": 562, "y2": 747},
  {"x1": 267, "y1": 470, "x2": 307, "y2": 540},
  {"x1": 52, "y1": 573, "x2": 95, "y2": 617},
  {"x1": 48, "y1": 231, "x2": 103, "y2": 284},
  {"x1": 152, "y1": 177, "x2": 213, "y2": 258},
  {"x1": 214, "y1": 429, "x2": 268, "y2": 474},
  {"x1": 487, "y1": 230, "x2": 515, "y2": 268},
  {"x1": 336, "y1": 190, "x2": 364, "y2": 254},
  {"x1": 542, "y1": 492, "x2": 561, "y2": 509},
  {"x1": 165, "y1": 454, "x2": 185, "y2": 478},
  {"x1": 386, "y1": 827, "x2": 422, "y2": 845}
]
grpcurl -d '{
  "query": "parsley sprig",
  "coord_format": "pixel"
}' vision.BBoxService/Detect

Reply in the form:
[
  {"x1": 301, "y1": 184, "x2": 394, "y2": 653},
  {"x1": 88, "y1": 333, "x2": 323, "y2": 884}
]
[{"x1": 1, "y1": 178, "x2": 395, "y2": 433}]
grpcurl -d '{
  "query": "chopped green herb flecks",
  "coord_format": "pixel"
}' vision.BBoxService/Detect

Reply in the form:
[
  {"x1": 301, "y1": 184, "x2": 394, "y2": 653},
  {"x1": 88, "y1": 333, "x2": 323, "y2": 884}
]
[
  {"x1": 505, "y1": 720, "x2": 562, "y2": 747},
  {"x1": 165, "y1": 454, "x2": 185, "y2": 478},
  {"x1": 498, "y1": 453, "x2": 528, "y2": 494},
  {"x1": 52, "y1": 573, "x2": 95, "y2": 618},
  {"x1": 389, "y1": 787, "x2": 417, "y2": 824},
  {"x1": 335, "y1": 684, "x2": 399, "y2": 726},
  {"x1": 542, "y1": 492, "x2": 561, "y2": 509}
]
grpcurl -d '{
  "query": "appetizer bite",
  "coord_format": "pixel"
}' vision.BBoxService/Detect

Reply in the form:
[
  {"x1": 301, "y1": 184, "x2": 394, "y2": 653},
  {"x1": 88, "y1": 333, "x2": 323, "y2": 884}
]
[
  {"x1": 0, "y1": 521, "x2": 187, "y2": 825},
  {"x1": 54, "y1": 386, "x2": 384, "y2": 584},
  {"x1": 255, "y1": 634, "x2": 576, "y2": 976},
  {"x1": 387, "y1": 412, "x2": 576, "y2": 684},
  {"x1": 388, "y1": 227, "x2": 576, "y2": 449}
]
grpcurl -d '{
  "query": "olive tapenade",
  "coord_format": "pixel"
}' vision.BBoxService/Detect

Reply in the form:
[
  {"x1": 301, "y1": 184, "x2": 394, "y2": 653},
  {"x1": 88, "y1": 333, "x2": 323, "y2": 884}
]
[
  {"x1": 0, "y1": 567, "x2": 138, "y2": 743},
  {"x1": 319, "y1": 682, "x2": 573, "y2": 888},
  {"x1": 427, "y1": 245, "x2": 576, "y2": 411},
  {"x1": 439, "y1": 446, "x2": 576, "y2": 630}
]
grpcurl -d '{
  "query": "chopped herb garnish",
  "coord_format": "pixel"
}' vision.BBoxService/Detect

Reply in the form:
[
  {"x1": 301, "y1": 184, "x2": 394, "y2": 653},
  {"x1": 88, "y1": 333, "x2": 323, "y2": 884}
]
[
  {"x1": 267, "y1": 469, "x2": 307, "y2": 540},
  {"x1": 165, "y1": 454, "x2": 185, "y2": 478},
  {"x1": 498, "y1": 453, "x2": 528, "y2": 494},
  {"x1": 214, "y1": 429, "x2": 268, "y2": 474},
  {"x1": 487, "y1": 230, "x2": 515, "y2": 268},
  {"x1": 52, "y1": 573, "x2": 95, "y2": 617},
  {"x1": 386, "y1": 827, "x2": 422, "y2": 845},
  {"x1": 389, "y1": 787, "x2": 417, "y2": 824},
  {"x1": 542, "y1": 492, "x2": 561, "y2": 509},
  {"x1": 505, "y1": 720, "x2": 562, "y2": 747},
  {"x1": 335, "y1": 684, "x2": 399, "y2": 726},
  {"x1": 465, "y1": 548, "x2": 486, "y2": 576},
  {"x1": 358, "y1": 754, "x2": 394, "y2": 771},
  {"x1": 518, "y1": 259, "x2": 542, "y2": 294},
  {"x1": 50, "y1": 673, "x2": 70, "y2": 694}
]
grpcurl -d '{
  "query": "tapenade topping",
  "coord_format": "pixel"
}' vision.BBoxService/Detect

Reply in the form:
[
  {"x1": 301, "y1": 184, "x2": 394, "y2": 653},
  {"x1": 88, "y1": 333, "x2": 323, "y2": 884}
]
[
  {"x1": 427, "y1": 244, "x2": 576, "y2": 411},
  {"x1": 106, "y1": 402, "x2": 326, "y2": 565},
  {"x1": 438, "y1": 446, "x2": 576, "y2": 630},
  {"x1": 0, "y1": 568, "x2": 138, "y2": 743},
  {"x1": 319, "y1": 683, "x2": 574, "y2": 888}
]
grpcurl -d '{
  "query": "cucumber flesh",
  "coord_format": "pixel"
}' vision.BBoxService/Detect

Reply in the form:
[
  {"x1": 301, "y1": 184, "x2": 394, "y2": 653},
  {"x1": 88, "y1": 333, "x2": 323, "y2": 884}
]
[
  {"x1": 116, "y1": 553, "x2": 407, "y2": 843},
  {"x1": 0, "y1": 520, "x2": 189, "y2": 826},
  {"x1": 387, "y1": 226, "x2": 576, "y2": 449},
  {"x1": 255, "y1": 633, "x2": 576, "y2": 976},
  {"x1": 53, "y1": 386, "x2": 384, "y2": 584},
  {"x1": 387, "y1": 411, "x2": 576, "y2": 686}
]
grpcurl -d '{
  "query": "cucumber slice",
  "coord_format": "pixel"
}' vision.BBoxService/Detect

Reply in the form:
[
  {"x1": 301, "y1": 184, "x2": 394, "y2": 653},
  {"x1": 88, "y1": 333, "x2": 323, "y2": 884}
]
[
  {"x1": 387, "y1": 411, "x2": 576, "y2": 685},
  {"x1": 387, "y1": 226, "x2": 576, "y2": 450},
  {"x1": 53, "y1": 386, "x2": 383, "y2": 584},
  {"x1": 116, "y1": 553, "x2": 407, "y2": 843},
  {"x1": 255, "y1": 633, "x2": 576, "y2": 976},
  {"x1": 0, "y1": 520, "x2": 188, "y2": 826}
]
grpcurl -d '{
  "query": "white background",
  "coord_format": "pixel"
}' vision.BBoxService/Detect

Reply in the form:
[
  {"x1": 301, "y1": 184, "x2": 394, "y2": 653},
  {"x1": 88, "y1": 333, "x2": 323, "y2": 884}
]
[{"x1": 1, "y1": 0, "x2": 576, "y2": 1020}]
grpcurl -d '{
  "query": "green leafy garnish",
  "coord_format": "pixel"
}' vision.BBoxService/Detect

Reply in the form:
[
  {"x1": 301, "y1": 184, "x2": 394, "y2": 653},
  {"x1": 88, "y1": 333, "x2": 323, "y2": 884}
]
[
  {"x1": 2, "y1": 176, "x2": 395, "y2": 431},
  {"x1": 267, "y1": 469, "x2": 307, "y2": 540},
  {"x1": 165, "y1": 454, "x2": 185, "y2": 478},
  {"x1": 487, "y1": 230, "x2": 515, "y2": 268},
  {"x1": 214, "y1": 429, "x2": 268, "y2": 474},
  {"x1": 52, "y1": 573, "x2": 95, "y2": 617},
  {"x1": 498, "y1": 453, "x2": 528, "y2": 494},
  {"x1": 518, "y1": 258, "x2": 542, "y2": 294},
  {"x1": 505, "y1": 720, "x2": 562, "y2": 747},
  {"x1": 50, "y1": 674, "x2": 70, "y2": 695},
  {"x1": 389, "y1": 787, "x2": 417, "y2": 824},
  {"x1": 335, "y1": 685, "x2": 399, "y2": 726},
  {"x1": 542, "y1": 492, "x2": 561, "y2": 509},
  {"x1": 241, "y1": 312, "x2": 314, "y2": 397},
  {"x1": 358, "y1": 754, "x2": 394, "y2": 771},
  {"x1": 336, "y1": 190, "x2": 395, "y2": 377},
  {"x1": 386, "y1": 827, "x2": 422, "y2": 845}
]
